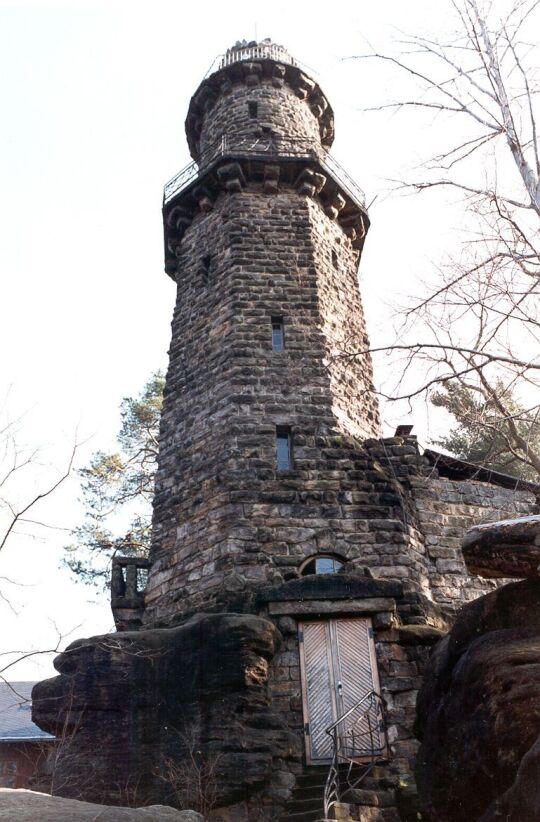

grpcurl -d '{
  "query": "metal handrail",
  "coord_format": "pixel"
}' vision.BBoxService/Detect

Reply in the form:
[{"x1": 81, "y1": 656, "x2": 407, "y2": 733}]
[
  {"x1": 325, "y1": 690, "x2": 375, "y2": 735},
  {"x1": 323, "y1": 691, "x2": 387, "y2": 820},
  {"x1": 163, "y1": 134, "x2": 366, "y2": 208},
  {"x1": 203, "y1": 43, "x2": 300, "y2": 79}
]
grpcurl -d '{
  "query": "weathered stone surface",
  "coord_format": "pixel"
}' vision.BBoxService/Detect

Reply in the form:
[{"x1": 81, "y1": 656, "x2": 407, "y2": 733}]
[
  {"x1": 0, "y1": 789, "x2": 195, "y2": 821},
  {"x1": 268, "y1": 598, "x2": 395, "y2": 616},
  {"x1": 415, "y1": 578, "x2": 540, "y2": 821},
  {"x1": 478, "y1": 733, "x2": 540, "y2": 821},
  {"x1": 148, "y1": 183, "x2": 387, "y2": 625},
  {"x1": 395, "y1": 625, "x2": 446, "y2": 646},
  {"x1": 261, "y1": 574, "x2": 402, "y2": 604},
  {"x1": 463, "y1": 514, "x2": 540, "y2": 578},
  {"x1": 32, "y1": 614, "x2": 290, "y2": 812},
  {"x1": 409, "y1": 474, "x2": 537, "y2": 614},
  {"x1": 185, "y1": 48, "x2": 334, "y2": 163}
]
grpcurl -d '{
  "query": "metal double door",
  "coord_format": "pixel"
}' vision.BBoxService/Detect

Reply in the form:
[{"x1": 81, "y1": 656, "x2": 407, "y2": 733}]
[{"x1": 298, "y1": 617, "x2": 382, "y2": 763}]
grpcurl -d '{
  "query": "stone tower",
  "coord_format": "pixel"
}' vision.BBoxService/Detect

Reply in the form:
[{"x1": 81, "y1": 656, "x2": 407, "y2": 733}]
[
  {"x1": 33, "y1": 40, "x2": 539, "y2": 822},
  {"x1": 145, "y1": 40, "x2": 381, "y2": 625}
]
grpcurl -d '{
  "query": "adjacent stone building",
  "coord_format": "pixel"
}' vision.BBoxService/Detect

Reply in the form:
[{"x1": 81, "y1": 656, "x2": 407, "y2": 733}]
[{"x1": 33, "y1": 40, "x2": 539, "y2": 822}]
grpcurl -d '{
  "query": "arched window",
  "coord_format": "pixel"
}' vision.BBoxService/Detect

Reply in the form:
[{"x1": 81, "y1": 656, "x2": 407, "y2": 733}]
[{"x1": 300, "y1": 555, "x2": 345, "y2": 576}]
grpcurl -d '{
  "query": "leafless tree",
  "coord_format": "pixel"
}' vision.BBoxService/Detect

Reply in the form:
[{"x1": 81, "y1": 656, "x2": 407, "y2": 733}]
[
  {"x1": 0, "y1": 396, "x2": 84, "y2": 700},
  {"x1": 156, "y1": 724, "x2": 224, "y2": 818},
  {"x1": 351, "y1": 0, "x2": 540, "y2": 475},
  {"x1": 0, "y1": 396, "x2": 79, "y2": 554}
]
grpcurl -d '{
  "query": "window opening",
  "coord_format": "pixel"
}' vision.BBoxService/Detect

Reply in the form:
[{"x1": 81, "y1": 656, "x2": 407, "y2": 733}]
[
  {"x1": 301, "y1": 555, "x2": 345, "y2": 576},
  {"x1": 331, "y1": 249, "x2": 338, "y2": 268},
  {"x1": 248, "y1": 101, "x2": 258, "y2": 119},
  {"x1": 136, "y1": 567, "x2": 148, "y2": 591},
  {"x1": 276, "y1": 427, "x2": 292, "y2": 471},
  {"x1": 201, "y1": 255, "x2": 212, "y2": 283},
  {"x1": 271, "y1": 316, "x2": 285, "y2": 351}
]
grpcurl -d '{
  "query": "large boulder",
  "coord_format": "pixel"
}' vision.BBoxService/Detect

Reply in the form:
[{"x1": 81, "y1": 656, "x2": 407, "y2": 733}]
[
  {"x1": 31, "y1": 613, "x2": 293, "y2": 812},
  {"x1": 415, "y1": 578, "x2": 540, "y2": 821},
  {"x1": 478, "y1": 734, "x2": 540, "y2": 821},
  {"x1": 0, "y1": 789, "x2": 202, "y2": 820},
  {"x1": 463, "y1": 514, "x2": 540, "y2": 578}
]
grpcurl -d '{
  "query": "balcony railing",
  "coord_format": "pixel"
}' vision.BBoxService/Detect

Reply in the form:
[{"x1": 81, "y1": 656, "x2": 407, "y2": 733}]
[
  {"x1": 203, "y1": 42, "x2": 300, "y2": 79},
  {"x1": 163, "y1": 134, "x2": 366, "y2": 210}
]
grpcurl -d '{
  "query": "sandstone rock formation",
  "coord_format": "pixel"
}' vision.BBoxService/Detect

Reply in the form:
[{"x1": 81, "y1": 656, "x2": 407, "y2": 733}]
[
  {"x1": 32, "y1": 614, "x2": 295, "y2": 813},
  {"x1": 463, "y1": 513, "x2": 540, "y2": 578},
  {"x1": 415, "y1": 577, "x2": 540, "y2": 821},
  {"x1": 0, "y1": 789, "x2": 202, "y2": 821},
  {"x1": 478, "y1": 734, "x2": 540, "y2": 821}
]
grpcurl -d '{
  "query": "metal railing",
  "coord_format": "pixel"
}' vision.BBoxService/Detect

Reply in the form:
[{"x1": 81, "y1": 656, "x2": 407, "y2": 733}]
[
  {"x1": 163, "y1": 134, "x2": 366, "y2": 208},
  {"x1": 204, "y1": 42, "x2": 299, "y2": 79},
  {"x1": 323, "y1": 691, "x2": 387, "y2": 820}
]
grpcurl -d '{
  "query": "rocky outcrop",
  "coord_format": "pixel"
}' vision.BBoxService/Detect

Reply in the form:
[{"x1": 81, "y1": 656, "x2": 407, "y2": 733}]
[
  {"x1": 478, "y1": 734, "x2": 540, "y2": 821},
  {"x1": 0, "y1": 789, "x2": 201, "y2": 821},
  {"x1": 415, "y1": 578, "x2": 540, "y2": 821},
  {"x1": 463, "y1": 514, "x2": 540, "y2": 578},
  {"x1": 31, "y1": 614, "x2": 294, "y2": 814}
]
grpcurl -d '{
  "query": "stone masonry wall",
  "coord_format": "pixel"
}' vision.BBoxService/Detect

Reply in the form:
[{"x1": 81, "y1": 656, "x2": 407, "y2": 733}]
[
  {"x1": 198, "y1": 79, "x2": 322, "y2": 158},
  {"x1": 310, "y1": 198, "x2": 379, "y2": 440},
  {"x1": 146, "y1": 187, "x2": 405, "y2": 626},
  {"x1": 410, "y1": 475, "x2": 538, "y2": 614},
  {"x1": 369, "y1": 436, "x2": 539, "y2": 616},
  {"x1": 185, "y1": 53, "x2": 334, "y2": 162}
]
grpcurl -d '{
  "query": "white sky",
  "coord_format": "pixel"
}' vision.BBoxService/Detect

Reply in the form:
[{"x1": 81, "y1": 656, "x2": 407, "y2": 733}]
[{"x1": 1, "y1": 0, "x2": 533, "y2": 682}]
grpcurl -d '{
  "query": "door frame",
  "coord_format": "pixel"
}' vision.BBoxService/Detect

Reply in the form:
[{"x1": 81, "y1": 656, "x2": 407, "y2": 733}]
[{"x1": 298, "y1": 616, "x2": 382, "y2": 765}]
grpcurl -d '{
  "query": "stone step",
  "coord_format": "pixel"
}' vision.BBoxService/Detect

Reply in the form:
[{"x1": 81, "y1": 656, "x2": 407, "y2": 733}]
[
  {"x1": 295, "y1": 766, "x2": 328, "y2": 780},
  {"x1": 280, "y1": 762, "x2": 375, "y2": 822},
  {"x1": 286, "y1": 796, "x2": 324, "y2": 814},
  {"x1": 280, "y1": 811, "x2": 325, "y2": 822},
  {"x1": 290, "y1": 783, "x2": 326, "y2": 801},
  {"x1": 280, "y1": 767, "x2": 326, "y2": 822}
]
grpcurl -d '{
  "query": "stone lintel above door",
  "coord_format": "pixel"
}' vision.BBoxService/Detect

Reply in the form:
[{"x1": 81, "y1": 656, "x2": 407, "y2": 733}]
[
  {"x1": 259, "y1": 572, "x2": 402, "y2": 603},
  {"x1": 268, "y1": 597, "x2": 395, "y2": 616}
]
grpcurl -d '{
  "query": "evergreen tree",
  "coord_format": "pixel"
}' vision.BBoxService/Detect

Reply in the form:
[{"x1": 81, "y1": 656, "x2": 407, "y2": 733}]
[
  {"x1": 64, "y1": 372, "x2": 164, "y2": 586},
  {"x1": 431, "y1": 382, "x2": 540, "y2": 482}
]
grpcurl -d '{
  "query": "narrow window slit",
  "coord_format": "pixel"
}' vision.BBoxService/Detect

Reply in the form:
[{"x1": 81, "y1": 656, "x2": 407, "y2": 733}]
[
  {"x1": 276, "y1": 427, "x2": 292, "y2": 471},
  {"x1": 248, "y1": 101, "x2": 258, "y2": 119},
  {"x1": 271, "y1": 316, "x2": 284, "y2": 351},
  {"x1": 201, "y1": 255, "x2": 212, "y2": 283}
]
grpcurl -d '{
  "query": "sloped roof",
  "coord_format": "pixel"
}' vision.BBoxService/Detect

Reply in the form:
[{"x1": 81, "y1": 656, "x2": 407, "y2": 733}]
[
  {"x1": 0, "y1": 682, "x2": 54, "y2": 741},
  {"x1": 424, "y1": 449, "x2": 540, "y2": 496}
]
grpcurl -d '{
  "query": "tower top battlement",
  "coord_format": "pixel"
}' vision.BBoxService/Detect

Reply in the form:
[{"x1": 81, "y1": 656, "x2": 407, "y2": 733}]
[
  {"x1": 212, "y1": 39, "x2": 300, "y2": 74},
  {"x1": 185, "y1": 38, "x2": 334, "y2": 162},
  {"x1": 164, "y1": 40, "x2": 367, "y2": 277}
]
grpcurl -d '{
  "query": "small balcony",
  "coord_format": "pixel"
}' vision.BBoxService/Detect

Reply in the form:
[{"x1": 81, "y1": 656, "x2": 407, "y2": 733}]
[
  {"x1": 111, "y1": 556, "x2": 150, "y2": 632},
  {"x1": 163, "y1": 134, "x2": 366, "y2": 211}
]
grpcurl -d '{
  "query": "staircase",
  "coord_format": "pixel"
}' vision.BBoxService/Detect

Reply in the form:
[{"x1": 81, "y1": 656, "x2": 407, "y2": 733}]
[
  {"x1": 279, "y1": 765, "x2": 327, "y2": 821},
  {"x1": 281, "y1": 691, "x2": 389, "y2": 821},
  {"x1": 279, "y1": 763, "x2": 371, "y2": 822}
]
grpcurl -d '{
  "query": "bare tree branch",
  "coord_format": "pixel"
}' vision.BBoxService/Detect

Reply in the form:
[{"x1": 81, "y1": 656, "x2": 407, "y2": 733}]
[{"x1": 354, "y1": 0, "x2": 540, "y2": 476}]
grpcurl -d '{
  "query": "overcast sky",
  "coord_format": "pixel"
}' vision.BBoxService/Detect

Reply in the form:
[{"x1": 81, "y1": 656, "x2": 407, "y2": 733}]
[{"x1": 1, "y1": 0, "x2": 532, "y2": 681}]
